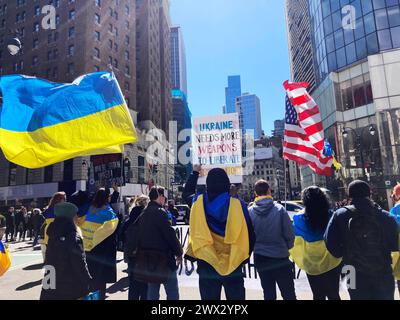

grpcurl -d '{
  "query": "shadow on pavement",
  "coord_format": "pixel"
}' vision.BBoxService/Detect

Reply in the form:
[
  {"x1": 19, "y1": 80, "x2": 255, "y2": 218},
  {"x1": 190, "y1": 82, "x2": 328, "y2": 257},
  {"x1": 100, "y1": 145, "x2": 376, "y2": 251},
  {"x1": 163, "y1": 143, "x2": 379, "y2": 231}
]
[
  {"x1": 106, "y1": 276, "x2": 129, "y2": 294},
  {"x1": 23, "y1": 263, "x2": 43, "y2": 271},
  {"x1": 16, "y1": 279, "x2": 42, "y2": 291}
]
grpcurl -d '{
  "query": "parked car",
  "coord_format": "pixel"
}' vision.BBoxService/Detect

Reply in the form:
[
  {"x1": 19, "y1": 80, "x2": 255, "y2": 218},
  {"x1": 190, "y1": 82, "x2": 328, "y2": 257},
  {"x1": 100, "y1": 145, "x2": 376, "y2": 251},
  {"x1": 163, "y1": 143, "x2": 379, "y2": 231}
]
[
  {"x1": 280, "y1": 201, "x2": 304, "y2": 221},
  {"x1": 175, "y1": 204, "x2": 190, "y2": 225}
]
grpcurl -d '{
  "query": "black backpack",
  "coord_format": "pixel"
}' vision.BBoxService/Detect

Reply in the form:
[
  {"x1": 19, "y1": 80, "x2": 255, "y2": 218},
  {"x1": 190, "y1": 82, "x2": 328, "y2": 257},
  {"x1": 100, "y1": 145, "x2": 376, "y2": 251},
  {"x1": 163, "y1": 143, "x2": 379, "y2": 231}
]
[
  {"x1": 344, "y1": 205, "x2": 386, "y2": 275},
  {"x1": 123, "y1": 213, "x2": 143, "y2": 259}
]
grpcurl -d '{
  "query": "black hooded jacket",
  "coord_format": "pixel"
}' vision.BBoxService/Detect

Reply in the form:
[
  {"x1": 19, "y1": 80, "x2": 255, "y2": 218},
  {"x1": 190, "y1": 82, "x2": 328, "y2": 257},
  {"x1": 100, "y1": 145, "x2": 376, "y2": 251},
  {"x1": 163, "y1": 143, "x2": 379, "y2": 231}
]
[{"x1": 40, "y1": 217, "x2": 92, "y2": 300}]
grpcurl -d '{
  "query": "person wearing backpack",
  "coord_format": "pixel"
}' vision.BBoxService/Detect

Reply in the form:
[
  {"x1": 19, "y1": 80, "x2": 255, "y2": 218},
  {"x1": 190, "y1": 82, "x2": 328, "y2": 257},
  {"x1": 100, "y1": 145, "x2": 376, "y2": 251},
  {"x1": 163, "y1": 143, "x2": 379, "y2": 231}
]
[
  {"x1": 248, "y1": 180, "x2": 296, "y2": 300},
  {"x1": 123, "y1": 195, "x2": 150, "y2": 300},
  {"x1": 325, "y1": 180, "x2": 399, "y2": 300}
]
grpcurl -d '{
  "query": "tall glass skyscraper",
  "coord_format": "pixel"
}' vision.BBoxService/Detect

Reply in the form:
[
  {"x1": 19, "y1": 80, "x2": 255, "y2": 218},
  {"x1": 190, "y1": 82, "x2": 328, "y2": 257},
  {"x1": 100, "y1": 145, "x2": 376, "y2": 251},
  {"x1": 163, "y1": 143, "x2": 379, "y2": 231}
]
[
  {"x1": 225, "y1": 75, "x2": 242, "y2": 114},
  {"x1": 309, "y1": 0, "x2": 400, "y2": 84},
  {"x1": 286, "y1": 0, "x2": 400, "y2": 208},
  {"x1": 171, "y1": 26, "x2": 188, "y2": 97},
  {"x1": 236, "y1": 93, "x2": 263, "y2": 139}
]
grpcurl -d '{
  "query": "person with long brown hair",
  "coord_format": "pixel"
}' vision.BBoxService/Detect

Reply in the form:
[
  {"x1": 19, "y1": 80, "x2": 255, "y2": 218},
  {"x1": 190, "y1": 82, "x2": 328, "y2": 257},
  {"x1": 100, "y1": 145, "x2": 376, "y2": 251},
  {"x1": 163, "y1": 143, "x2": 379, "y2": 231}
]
[
  {"x1": 40, "y1": 192, "x2": 67, "y2": 257},
  {"x1": 79, "y1": 188, "x2": 119, "y2": 300}
]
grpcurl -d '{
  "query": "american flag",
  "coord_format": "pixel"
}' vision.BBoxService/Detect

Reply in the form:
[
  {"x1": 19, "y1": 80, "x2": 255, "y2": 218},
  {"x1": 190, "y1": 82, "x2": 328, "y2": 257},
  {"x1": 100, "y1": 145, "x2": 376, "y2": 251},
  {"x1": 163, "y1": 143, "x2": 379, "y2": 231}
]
[{"x1": 283, "y1": 81, "x2": 333, "y2": 176}]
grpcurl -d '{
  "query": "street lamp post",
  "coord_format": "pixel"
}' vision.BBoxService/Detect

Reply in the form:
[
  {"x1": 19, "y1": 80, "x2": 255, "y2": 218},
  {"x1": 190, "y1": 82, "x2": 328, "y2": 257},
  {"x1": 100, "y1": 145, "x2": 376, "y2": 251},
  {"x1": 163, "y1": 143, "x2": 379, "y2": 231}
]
[{"x1": 342, "y1": 125, "x2": 377, "y2": 179}]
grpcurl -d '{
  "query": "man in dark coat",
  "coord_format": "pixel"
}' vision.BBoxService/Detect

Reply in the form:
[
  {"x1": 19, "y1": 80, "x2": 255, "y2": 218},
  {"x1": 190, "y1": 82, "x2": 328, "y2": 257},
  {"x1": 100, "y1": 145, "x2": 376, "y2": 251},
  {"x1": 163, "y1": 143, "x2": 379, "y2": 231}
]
[
  {"x1": 40, "y1": 202, "x2": 92, "y2": 300},
  {"x1": 135, "y1": 186, "x2": 183, "y2": 300}
]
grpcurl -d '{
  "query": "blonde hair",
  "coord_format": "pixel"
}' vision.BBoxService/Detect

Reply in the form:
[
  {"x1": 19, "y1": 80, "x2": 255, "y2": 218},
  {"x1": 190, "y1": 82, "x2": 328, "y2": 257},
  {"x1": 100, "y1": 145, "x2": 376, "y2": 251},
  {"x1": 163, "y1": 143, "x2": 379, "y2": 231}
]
[{"x1": 135, "y1": 195, "x2": 149, "y2": 207}]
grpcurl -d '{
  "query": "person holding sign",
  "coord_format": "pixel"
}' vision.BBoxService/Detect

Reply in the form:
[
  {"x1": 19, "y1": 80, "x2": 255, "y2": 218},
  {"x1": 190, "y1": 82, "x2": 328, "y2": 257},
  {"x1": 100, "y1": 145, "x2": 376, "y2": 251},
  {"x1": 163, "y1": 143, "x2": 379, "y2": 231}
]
[{"x1": 183, "y1": 164, "x2": 255, "y2": 300}]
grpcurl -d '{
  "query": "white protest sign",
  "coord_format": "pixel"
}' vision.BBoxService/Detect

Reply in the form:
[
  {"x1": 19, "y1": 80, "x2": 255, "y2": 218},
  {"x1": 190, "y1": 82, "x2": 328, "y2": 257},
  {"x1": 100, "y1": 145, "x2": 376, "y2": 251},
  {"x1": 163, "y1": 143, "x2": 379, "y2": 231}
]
[{"x1": 193, "y1": 113, "x2": 243, "y2": 184}]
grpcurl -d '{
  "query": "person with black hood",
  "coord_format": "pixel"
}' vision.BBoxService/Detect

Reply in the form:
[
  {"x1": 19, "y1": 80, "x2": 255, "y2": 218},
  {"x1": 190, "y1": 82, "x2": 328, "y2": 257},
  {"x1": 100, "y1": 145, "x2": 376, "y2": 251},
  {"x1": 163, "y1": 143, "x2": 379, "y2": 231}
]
[
  {"x1": 40, "y1": 202, "x2": 92, "y2": 300},
  {"x1": 248, "y1": 179, "x2": 296, "y2": 300},
  {"x1": 325, "y1": 180, "x2": 399, "y2": 300},
  {"x1": 183, "y1": 165, "x2": 255, "y2": 300}
]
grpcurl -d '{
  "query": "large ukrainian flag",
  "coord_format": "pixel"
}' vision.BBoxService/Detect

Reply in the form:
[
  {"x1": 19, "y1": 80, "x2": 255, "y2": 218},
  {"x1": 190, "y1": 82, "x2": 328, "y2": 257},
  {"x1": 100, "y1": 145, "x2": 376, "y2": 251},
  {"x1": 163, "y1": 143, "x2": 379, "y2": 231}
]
[{"x1": 0, "y1": 71, "x2": 137, "y2": 169}]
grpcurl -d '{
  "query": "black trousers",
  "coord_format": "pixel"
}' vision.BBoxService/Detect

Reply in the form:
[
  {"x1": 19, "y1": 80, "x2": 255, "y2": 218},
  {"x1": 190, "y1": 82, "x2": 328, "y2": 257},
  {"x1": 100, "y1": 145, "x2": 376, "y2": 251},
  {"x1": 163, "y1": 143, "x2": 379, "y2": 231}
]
[
  {"x1": 5, "y1": 225, "x2": 14, "y2": 241},
  {"x1": 254, "y1": 255, "x2": 297, "y2": 300},
  {"x1": 197, "y1": 261, "x2": 245, "y2": 300},
  {"x1": 348, "y1": 272, "x2": 395, "y2": 300},
  {"x1": 128, "y1": 260, "x2": 148, "y2": 300},
  {"x1": 306, "y1": 265, "x2": 341, "y2": 300}
]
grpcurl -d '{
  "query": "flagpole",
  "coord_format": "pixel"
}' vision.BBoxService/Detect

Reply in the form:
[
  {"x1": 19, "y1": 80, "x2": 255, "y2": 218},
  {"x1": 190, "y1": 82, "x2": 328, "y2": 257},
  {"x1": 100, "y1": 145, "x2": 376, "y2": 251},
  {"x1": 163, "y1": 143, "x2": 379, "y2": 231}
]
[{"x1": 284, "y1": 158, "x2": 288, "y2": 209}]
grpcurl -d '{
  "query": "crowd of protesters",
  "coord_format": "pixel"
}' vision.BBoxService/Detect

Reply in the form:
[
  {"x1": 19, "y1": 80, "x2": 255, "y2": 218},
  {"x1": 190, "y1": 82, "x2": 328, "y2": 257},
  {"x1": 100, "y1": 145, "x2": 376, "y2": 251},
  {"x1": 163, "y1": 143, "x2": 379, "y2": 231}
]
[{"x1": 1, "y1": 165, "x2": 399, "y2": 301}]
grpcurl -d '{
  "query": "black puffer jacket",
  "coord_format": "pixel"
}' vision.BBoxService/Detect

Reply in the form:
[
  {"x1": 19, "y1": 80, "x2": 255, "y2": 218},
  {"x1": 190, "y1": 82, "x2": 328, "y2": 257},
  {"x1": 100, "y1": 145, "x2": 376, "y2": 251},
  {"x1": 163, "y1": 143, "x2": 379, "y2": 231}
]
[{"x1": 40, "y1": 217, "x2": 92, "y2": 300}]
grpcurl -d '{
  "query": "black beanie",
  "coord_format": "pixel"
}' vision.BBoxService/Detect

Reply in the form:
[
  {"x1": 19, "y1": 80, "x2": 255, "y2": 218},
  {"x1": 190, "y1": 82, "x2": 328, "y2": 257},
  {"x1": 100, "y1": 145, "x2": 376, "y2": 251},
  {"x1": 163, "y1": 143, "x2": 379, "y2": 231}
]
[
  {"x1": 206, "y1": 168, "x2": 231, "y2": 198},
  {"x1": 348, "y1": 180, "x2": 371, "y2": 199}
]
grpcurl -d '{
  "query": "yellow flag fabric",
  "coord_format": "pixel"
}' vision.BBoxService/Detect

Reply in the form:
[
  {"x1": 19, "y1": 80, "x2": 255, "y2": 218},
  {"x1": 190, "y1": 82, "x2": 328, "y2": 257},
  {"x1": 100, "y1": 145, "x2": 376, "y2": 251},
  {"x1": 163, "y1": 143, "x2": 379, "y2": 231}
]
[
  {"x1": 290, "y1": 237, "x2": 342, "y2": 275},
  {"x1": 0, "y1": 241, "x2": 11, "y2": 277},
  {"x1": 79, "y1": 205, "x2": 119, "y2": 252},
  {"x1": 185, "y1": 195, "x2": 249, "y2": 276}
]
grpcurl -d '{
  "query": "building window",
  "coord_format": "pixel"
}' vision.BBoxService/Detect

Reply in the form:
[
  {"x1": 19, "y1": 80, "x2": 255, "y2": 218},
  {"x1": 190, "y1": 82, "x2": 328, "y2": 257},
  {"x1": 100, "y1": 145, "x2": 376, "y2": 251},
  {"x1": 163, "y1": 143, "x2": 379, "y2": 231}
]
[
  {"x1": 95, "y1": 13, "x2": 101, "y2": 25},
  {"x1": 95, "y1": 0, "x2": 101, "y2": 7},
  {"x1": 94, "y1": 31, "x2": 100, "y2": 41},
  {"x1": 68, "y1": 45, "x2": 74, "y2": 56},
  {"x1": 44, "y1": 165, "x2": 53, "y2": 183},
  {"x1": 63, "y1": 159, "x2": 73, "y2": 181},
  {"x1": 9, "y1": 163, "x2": 17, "y2": 186},
  {"x1": 68, "y1": 63, "x2": 75, "y2": 74},
  {"x1": 69, "y1": 27, "x2": 75, "y2": 38},
  {"x1": 93, "y1": 47, "x2": 100, "y2": 58},
  {"x1": 33, "y1": 22, "x2": 39, "y2": 32},
  {"x1": 69, "y1": 10, "x2": 76, "y2": 20}
]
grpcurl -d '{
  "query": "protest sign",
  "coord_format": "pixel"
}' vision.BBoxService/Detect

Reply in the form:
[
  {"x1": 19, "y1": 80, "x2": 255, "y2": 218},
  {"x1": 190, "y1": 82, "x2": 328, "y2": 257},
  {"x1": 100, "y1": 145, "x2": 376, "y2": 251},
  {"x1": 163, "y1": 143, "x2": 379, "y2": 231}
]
[{"x1": 193, "y1": 113, "x2": 243, "y2": 184}]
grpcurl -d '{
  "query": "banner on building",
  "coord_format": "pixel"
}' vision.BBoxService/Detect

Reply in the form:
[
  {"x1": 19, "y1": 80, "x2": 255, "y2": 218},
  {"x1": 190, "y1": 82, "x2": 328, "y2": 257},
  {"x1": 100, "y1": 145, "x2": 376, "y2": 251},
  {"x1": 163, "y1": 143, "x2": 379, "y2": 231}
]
[{"x1": 193, "y1": 113, "x2": 243, "y2": 184}]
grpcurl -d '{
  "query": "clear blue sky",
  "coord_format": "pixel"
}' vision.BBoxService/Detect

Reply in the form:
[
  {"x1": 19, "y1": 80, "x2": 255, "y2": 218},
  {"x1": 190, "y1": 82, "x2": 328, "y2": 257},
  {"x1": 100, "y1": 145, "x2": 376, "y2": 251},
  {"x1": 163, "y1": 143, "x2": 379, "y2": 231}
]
[{"x1": 170, "y1": 0, "x2": 290, "y2": 135}]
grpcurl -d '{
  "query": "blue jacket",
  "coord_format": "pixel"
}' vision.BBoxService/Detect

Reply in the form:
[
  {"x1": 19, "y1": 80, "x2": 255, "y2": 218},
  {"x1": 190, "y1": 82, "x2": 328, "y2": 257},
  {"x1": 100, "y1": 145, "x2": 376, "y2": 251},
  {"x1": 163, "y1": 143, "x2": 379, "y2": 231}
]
[
  {"x1": 248, "y1": 198, "x2": 295, "y2": 258},
  {"x1": 324, "y1": 199, "x2": 398, "y2": 275}
]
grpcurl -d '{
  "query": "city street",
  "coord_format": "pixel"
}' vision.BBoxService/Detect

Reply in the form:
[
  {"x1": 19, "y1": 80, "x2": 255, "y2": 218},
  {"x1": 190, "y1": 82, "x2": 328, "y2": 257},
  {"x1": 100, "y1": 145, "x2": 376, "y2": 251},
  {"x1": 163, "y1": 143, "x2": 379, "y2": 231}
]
[{"x1": 2, "y1": 240, "x2": 399, "y2": 301}]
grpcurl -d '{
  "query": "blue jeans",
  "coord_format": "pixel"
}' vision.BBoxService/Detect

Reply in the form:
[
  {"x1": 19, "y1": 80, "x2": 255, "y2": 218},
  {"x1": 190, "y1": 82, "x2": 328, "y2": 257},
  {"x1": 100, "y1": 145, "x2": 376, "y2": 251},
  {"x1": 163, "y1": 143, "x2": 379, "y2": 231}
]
[{"x1": 147, "y1": 270, "x2": 179, "y2": 300}]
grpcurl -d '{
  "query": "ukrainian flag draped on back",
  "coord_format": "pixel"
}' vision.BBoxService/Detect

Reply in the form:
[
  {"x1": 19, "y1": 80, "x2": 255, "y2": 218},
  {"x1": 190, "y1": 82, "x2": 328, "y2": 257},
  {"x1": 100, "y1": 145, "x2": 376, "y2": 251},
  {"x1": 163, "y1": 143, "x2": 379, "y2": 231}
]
[
  {"x1": 0, "y1": 71, "x2": 137, "y2": 169},
  {"x1": 0, "y1": 240, "x2": 11, "y2": 277},
  {"x1": 185, "y1": 194, "x2": 250, "y2": 276},
  {"x1": 290, "y1": 213, "x2": 342, "y2": 275},
  {"x1": 78, "y1": 205, "x2": 119, "y2": 252}
]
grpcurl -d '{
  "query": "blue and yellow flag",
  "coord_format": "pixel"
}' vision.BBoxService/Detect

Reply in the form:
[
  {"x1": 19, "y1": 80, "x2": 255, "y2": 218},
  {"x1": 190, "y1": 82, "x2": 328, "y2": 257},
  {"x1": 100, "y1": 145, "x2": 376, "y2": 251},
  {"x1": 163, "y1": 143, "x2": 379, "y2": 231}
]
[
  {"x1": 0, "y1": 240, "x2": 11, "y2": 277},
  {"x1": 185, "y1": 194, "x2": 250, "y2": 276},
  {"x1": 79, "y1": 205, "x2": 119, "y2": 252},
  {"x1": 0, "y1": 72, "x2": 137, "y2": 169},
  {"x1": 290, "y1": 214, "x2": 342, "y2": 276}
]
